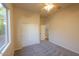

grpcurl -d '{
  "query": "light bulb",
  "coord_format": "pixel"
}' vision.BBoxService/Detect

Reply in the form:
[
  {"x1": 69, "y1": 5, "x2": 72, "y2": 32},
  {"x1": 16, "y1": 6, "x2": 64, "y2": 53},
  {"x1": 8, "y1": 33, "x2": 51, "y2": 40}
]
[{"x1": 44, "y1": 3, "x2": 54, "y2": 12}]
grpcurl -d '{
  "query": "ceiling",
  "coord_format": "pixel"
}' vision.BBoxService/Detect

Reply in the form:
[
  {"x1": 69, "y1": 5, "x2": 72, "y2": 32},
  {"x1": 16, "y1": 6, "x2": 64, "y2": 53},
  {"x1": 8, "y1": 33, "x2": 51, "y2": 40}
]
[
  {"x1": 13, "y1": 3, "x2": 43, "y2": 12},
  {"x1": 13, "y1": 3, "x2": 71, "y2": 17}
]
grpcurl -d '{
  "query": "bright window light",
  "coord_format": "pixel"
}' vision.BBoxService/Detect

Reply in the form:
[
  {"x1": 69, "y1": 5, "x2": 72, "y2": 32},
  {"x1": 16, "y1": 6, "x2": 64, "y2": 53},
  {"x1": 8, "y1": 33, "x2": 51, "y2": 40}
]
[
  {"x1": 0, "y1": 4, "x2": 3, "y2": 8},
  {"x1": 0, "y1": 3, "x2": 9, "y2": 52}
]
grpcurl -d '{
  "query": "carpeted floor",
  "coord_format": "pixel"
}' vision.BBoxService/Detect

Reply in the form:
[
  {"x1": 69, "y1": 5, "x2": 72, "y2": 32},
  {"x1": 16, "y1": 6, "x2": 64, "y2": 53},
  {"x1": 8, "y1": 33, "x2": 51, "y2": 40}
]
[{"x1": 14, "y1": 40, "x2": 79, "y2": 56}]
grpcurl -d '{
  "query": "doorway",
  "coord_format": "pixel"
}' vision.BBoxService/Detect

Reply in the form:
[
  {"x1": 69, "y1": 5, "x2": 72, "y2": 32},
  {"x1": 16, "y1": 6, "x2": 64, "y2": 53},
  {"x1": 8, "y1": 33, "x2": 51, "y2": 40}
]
[{"x1": 40, "y1": 16, "x2": 48, "y2": 41}]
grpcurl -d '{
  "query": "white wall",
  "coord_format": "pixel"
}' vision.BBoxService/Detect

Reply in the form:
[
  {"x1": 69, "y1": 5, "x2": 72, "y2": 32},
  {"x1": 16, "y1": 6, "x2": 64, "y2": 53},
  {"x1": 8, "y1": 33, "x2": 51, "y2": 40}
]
[
  {"x1": 13, "y1": 7, "x2": 40, "y2": 50},
  {"x1": 48, "y1": 5, "x2": 79, "y2": 54}
]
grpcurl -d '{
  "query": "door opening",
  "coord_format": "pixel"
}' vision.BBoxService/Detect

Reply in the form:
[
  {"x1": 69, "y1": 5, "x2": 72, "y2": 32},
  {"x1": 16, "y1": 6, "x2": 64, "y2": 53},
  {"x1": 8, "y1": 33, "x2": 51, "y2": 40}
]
[{"x1": 40, "y1": 16, "x2": 48, "y2": 41}]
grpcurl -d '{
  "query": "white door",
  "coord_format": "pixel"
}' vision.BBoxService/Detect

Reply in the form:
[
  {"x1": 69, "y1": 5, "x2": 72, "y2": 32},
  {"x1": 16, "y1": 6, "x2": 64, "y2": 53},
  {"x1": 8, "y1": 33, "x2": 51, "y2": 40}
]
[{"x1": 21, "y1": 24, "x2": 40, "y2": 47}]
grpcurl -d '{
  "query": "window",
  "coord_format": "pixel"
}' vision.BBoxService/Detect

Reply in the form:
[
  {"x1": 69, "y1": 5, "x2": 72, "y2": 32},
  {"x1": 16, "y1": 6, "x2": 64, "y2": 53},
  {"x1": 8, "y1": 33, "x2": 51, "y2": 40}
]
[{"x1": 0, "y1": 4, "x2": 8, "y2": 52}]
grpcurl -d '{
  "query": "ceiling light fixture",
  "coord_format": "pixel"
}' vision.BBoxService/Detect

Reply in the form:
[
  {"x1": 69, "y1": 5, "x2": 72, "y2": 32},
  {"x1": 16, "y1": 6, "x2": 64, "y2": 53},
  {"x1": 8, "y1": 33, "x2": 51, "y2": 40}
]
[{"x1": 44, "y1": 3, "x2": 54, "y2": 12}]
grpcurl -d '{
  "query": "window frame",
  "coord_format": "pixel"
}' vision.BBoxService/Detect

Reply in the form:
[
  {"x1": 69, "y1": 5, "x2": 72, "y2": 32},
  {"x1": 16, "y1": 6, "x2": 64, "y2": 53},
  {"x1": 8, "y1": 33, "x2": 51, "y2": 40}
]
[{"x1": 0, "y1": 4, "x2": 11, "y2": 54}]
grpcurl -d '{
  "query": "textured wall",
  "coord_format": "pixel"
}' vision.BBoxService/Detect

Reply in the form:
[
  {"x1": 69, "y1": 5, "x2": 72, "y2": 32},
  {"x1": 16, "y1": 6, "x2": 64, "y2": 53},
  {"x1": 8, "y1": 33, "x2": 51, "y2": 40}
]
[{"x1": 48, "y1": 4, "x2": 79, "y2": 54}]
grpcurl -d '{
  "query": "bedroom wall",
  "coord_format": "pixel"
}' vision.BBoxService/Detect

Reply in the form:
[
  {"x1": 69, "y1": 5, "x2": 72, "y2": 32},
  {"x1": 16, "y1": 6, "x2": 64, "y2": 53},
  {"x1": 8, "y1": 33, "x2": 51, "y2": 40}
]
[
  {"x1": 13, "y1": 7, "x2": 40, "y2": 50},
  {"x1": 48, "y1": 4, "x2": 79, "y2": 54}
]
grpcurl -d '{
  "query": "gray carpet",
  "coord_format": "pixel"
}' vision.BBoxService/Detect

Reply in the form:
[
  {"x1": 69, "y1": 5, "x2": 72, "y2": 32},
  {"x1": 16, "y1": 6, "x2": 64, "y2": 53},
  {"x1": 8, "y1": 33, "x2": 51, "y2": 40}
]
[{"x1": 14, "y1": 40, "x2": 79, "y2": 56}]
